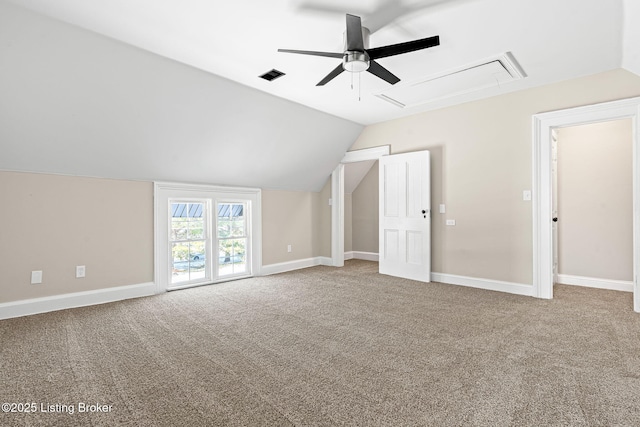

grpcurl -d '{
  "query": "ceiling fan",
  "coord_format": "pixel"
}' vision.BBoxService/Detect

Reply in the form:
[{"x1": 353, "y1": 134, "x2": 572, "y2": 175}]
[{"x1": 278, "y1": 14, "x2": 440, "y2": 86}]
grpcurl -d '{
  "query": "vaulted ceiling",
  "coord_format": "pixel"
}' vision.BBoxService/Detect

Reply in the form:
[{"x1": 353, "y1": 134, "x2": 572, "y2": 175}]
[
  {"x1": 6, "y1": 0, "x2": 637, "y2": 124},
  {"x1": 1, "y1": 0, "x2": 638, "y2": 191}
]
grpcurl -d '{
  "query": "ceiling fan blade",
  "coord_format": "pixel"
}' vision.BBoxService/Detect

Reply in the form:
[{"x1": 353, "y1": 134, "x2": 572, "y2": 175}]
[
  {"x1": 345, "y1": 14, "x2": 365, "y2": 51},
  {"x1": 278, "y1": 49, "x2": 343, "y2": 58},
  {"x1": 367, "y1": 60, "x2": 400, "y2": 85},
  {"x1": 367, "y1": 35, "x2": 440, "y2": 59},
  {"x1": 317, "y1": 63, "x2": 345, "y2": 86}
]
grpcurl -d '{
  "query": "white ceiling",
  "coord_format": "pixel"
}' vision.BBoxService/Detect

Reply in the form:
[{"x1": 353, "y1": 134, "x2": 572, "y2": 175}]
[
  {"x1": 2, "y1": 0, "x2": 637, "y2": 193},
  {"x1": 5, "y1": 0, "x2": 630, "y2": 125}
]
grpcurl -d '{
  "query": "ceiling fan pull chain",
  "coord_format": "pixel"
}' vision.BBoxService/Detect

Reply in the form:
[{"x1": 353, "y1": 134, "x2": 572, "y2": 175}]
[
  {"x1": 351, "y1": 70, "x2": 354, "y2": 90},
  {"x1": 359, "y1": 72, "x2": 362, "y2": 102}
]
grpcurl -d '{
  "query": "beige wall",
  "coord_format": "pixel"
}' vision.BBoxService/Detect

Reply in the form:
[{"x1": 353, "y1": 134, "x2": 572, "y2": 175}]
[
  {"x1": 349, "y1": 69, "x2": 640, "y2": 284},
  {"x1": 0, "y1": 172, "x2": 333, "y2": 304},
  {"x1": 557, "y1": 120, "x2": 633, "y2": 281},
  {"x1": 0, "y1": 171, "x2": 153, "y2": 303},
  {"x1": 262, "y1": 189, "x2": 326, "y2": 265},
  {"x1": 352, "y1": 161, "x2": 379, "y2": 253}
]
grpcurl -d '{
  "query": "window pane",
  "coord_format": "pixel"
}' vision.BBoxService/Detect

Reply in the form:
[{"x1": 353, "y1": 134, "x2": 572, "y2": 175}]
[
  {"x1": 188, "y1": 218, "x2": 204, "y2": 239},
  {"x1": 171, "y1": 242, "x2": 190, "y2": 284},
  {"x1": 218, "y1": 202, "x2": 245, "y2": 239},
  {"x1": 218, "y1": 238, "x2": 247, "y2": 276},
  {"x1": 188, "y1": 203, "x2": 203, "y2": 219},
  {"x1": 190, "y1": 240, "x2": 205, "y2": 263},
  {"x1": 171, "y1": 217, "x2": 188, "y2": 241},
  {"x1": 218, "y1": 218, "x2": 231, "y2": 238},
  {"x1": 170, "y1": 201, "x2": 209, "y2": 286},
  {"x1": 231, "y1": 218, "x2": 245, "y2": 237}
]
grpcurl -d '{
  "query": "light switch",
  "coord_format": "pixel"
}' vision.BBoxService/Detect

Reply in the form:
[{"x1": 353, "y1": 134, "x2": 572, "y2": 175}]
[{"x1": 439, "y1": 204, "x2": 446, "y2": 214}]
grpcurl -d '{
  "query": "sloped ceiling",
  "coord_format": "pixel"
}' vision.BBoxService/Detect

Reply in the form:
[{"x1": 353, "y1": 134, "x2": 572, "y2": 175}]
[
  {"x1": 0, "y1": 1, "x2": 362, "y2": 191},
  {"x1": 1, "y1": 0, "x2": 638, "y2": 192},
  {"x1": 3, "y1": 0, "x2": 629, "y2": 124}
]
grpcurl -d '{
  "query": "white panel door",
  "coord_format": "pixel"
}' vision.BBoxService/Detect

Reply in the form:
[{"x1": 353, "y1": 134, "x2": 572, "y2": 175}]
[{"x1": 379, "y1": 150, "x2": 431, "y2": 282}]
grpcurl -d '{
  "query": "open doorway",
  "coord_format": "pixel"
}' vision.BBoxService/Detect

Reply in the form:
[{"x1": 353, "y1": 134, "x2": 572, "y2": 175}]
[
  {"x1": 532, "y1": 96, "x2": 640, "y2": 312},
  {"x1": 330, "y1": 146, "x2": 389, "y2": 267},
  {"x1": 553, "y1": 119, "x2": 633, "y2": 292},
  {"x1": 344, "y1": 160, "x2": 379, "y2": 262}
]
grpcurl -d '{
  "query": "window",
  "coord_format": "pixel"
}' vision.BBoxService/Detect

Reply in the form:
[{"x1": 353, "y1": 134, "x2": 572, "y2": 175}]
[
  {"x1": 217, "y1": 202, "x2": 248, "y2": 277},
  {"x1": 154, "y1": 182, "x2": 262, "y2": 293},
  {"x1": 170, "y1": 202, "x2": 209, "y2": 285}
]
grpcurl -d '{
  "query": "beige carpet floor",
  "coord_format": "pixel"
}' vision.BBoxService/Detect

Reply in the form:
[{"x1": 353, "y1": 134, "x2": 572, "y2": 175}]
[{"x1": 1, "y1": 260, "x2": 640, "y2": 426}]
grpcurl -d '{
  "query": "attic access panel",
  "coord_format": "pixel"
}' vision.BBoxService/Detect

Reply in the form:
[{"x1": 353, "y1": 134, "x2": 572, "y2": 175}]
[{"x1": 377, "y1": 53, "x2": 526, "y2": 108}]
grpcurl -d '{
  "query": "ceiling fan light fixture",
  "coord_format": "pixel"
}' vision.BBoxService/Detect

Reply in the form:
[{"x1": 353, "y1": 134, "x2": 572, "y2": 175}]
[
  {"x1": 278, "y1": 14, "x2": 439, "y2": 86},
  {"x1": 343, "y1": 51, "x2": 370, "y2": 72}
]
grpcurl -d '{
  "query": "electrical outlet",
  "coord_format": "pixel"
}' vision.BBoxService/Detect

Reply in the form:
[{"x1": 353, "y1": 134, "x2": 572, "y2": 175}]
[
  {"x1": 446, "y1": 219, "x2": 456, "y2": 226},
  {"x1": 31, "y1": 270, "x2": 43, "y2": 284},
  {"x1": 76, "y1": 265, "x2": 86, "y2": 278},
  {"x1": 523, "y1": 190, "x2": 532, "y2": 201},
  {"x1": 287, "y1": 244, "x2": 292, "y2": 253}
]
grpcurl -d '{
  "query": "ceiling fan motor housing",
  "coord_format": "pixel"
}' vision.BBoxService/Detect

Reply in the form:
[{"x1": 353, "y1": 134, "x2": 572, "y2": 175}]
[{"x1": 342, "y1": 27, "x2": 370, "y2": 72}]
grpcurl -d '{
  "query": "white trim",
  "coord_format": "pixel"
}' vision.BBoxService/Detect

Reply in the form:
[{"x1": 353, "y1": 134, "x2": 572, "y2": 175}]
[
  {"x1": 154, "y1": 181, "x2": 261, "y2": 194},
  {"x1": 556, "y1": 274, "x2": 633, "y2": 293},
  {"x1": 342, "y1": 146, "x2": 390, "y2": 163},
  {"x1": 344, "y1": 251, "x2": 379, "y2": 261},
  {"x1": 261, "y1": 257, "x2": 332, "y2": 276},
  {"x1": 532, "y1": 96, "x2": 640, "y2": 312},
  {"x1": 431, "y1": 273, "x2": 534, "y2": 297},
  {"x1": 332, "y1": 146, "x2": 390, "y2": 267},
  {"x1": 0, "y1": 282, "x2": 156, "y2": 320},
  {"x1": 331, "y1": 165, "x2": 345, "y2": 267}
]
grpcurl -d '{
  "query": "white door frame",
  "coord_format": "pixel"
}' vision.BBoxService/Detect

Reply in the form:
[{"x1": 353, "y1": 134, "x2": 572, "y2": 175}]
[
  {"x1": 532, "y1": 96, "x2": 640, "y2": 312},
  {"x1": 331, "y1": 146, "x2": 390, "y2": 267}
]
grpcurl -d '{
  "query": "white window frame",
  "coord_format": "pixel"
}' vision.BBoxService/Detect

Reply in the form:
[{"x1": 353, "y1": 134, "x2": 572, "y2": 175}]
[
  {"x1": 154, "y1": 182, "x2": 262, "y2": 293},
  {"x1": 168, "y1": 199, "x2": 212, "y2": 289},
  {"x1": 215, "y1": 199, "x2": 252, "y2": 280}
]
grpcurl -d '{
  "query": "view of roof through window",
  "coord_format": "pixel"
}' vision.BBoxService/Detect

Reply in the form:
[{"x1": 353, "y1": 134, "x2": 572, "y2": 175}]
[{"x1": 171, "y1": 203, "x2": 243, "y2": 218}]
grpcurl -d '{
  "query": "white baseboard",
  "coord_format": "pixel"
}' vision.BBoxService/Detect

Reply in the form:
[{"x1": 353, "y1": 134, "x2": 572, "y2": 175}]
[
  {"x1": 344, "y1": 251, "x2": 379, "y2": 262},
  {"x1": 261, "y1": 257, "x2": 332, "y2": 276},
  {"x1": 557, "y1": 274, "x2": 633, "y2": 292},
  {"x1": 0, "y1": 282, "x2": 156, "y2": 320},
  {"x1": 431, "y1": 272, "x2": 534, "y2": 297}
]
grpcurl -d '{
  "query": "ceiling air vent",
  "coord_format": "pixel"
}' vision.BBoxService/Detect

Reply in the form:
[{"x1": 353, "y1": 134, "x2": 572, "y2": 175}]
[
  {"x1": 259, "y1": 69, "x2": 286, "y2": 81},
  {"x1": 377, "y1": 52, "x2": 526, "y2": 108}
]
